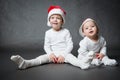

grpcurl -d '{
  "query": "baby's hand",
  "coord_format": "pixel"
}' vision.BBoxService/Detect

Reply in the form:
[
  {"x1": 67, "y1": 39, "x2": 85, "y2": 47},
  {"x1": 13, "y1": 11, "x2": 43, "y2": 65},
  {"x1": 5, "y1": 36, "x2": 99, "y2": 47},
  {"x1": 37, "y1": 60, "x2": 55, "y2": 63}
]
[
  {"x1": 57, "y1": 55, "x2": 65, "y2": 64},
  {"x1": 96, "y1": 53, "x2": 104, "y2": 60},
  {"x1": 49, "y1": 53, "x2": 58, "y2": 63}
]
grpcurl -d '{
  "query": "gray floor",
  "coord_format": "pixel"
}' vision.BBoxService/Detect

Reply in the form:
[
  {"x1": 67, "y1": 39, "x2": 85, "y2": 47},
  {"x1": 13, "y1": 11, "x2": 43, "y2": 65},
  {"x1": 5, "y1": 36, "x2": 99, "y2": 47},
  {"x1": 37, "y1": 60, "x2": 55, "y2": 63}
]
[{"x1": 1, "y1": 51, "x2": 120, "y2": 80}]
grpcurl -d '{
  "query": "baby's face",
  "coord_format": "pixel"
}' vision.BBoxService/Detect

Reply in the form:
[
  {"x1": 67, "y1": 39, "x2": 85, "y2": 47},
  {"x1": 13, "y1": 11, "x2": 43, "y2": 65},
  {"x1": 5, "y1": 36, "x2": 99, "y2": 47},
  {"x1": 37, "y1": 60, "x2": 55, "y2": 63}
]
[
  {"x1": 83, "y1": 21, "x2": 98, "y2": 38},
  {"x1": 49, "y1": 14, "x2": 63, "y2": 31}
]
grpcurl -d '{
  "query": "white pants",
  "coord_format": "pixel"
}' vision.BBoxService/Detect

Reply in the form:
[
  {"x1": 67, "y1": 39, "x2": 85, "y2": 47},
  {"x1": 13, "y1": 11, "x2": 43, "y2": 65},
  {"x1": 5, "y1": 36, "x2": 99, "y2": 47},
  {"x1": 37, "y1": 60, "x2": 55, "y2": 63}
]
[{"x1": 18, "y1": 52, "x2": 84, "y2": 69}]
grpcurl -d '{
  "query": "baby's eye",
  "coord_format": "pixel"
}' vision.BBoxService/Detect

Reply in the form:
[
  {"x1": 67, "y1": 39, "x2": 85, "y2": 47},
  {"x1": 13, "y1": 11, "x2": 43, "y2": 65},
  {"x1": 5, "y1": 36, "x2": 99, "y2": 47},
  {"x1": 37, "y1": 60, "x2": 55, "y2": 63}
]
[
  {"x1": 57, "y1": 17, "x2": 61, "y2": 20},
  {"x1": 51, "y1": 17, "x2": 54, "y2": 19},
  {"x1": 92, "y1": 26, "x2": 94, "y2": 27},
  {"x1": 85, "y1": 28, "x2": 88, "y2": 29}
]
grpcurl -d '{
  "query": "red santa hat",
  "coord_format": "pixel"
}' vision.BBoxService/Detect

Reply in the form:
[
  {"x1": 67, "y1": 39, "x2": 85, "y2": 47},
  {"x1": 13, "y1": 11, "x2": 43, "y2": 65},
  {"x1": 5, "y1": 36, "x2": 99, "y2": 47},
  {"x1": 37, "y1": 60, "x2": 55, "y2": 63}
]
[{"x1": 47, "y1": 5, "x2": 66, "y2": 27}]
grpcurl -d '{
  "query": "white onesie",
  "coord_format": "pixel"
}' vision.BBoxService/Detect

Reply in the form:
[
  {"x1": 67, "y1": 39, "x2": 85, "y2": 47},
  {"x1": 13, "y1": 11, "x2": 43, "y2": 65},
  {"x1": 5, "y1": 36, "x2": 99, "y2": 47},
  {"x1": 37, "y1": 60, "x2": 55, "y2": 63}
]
[{"x1": 78, "y1": 36, "x2": 117, "y2": 66}]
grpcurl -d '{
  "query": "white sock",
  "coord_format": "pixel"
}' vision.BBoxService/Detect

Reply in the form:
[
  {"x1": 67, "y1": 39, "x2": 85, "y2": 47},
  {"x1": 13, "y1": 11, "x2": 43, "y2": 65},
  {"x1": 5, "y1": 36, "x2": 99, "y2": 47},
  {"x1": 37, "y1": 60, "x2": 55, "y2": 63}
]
[
  {"x1": 102, "y1": 56, "x2": 117, "y2": 66},
  {"x1": 10, "y1": 55, "x2": 26, "y2": 69},
  {"x1": 91, "y1": 59, "x2": 101, "y2": 66}
]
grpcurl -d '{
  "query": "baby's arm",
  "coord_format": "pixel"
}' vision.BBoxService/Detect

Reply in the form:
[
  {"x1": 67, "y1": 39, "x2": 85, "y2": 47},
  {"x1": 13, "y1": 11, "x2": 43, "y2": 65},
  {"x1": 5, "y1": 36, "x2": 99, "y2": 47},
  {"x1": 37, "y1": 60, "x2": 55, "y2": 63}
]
[
  {"x1": 64, "y1": 30, "x2": 73, "y2": 55},
  {"x1": 78, "y1": 40, "x2": 92, "y2": 57},
  {"x1": 98, "y1": 40, "x2": 107, "y2": 60},
  {"x1": 96, "y1": 40, "x2": 106, "y2": 60},
  {"x1": 44, "y1": 32, "x2": 57, "y2": 63},
  {"x1": 44, "y1": 32, "x2": 53, "y2": 55}
]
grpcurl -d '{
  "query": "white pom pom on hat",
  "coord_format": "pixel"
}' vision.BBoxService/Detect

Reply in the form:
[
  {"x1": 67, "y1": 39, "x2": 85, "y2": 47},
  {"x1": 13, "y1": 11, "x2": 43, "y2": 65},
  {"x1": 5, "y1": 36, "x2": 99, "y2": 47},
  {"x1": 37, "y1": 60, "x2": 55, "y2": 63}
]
[{"x1": 47, "y1": 5, "x2": 66, "y2": 27}]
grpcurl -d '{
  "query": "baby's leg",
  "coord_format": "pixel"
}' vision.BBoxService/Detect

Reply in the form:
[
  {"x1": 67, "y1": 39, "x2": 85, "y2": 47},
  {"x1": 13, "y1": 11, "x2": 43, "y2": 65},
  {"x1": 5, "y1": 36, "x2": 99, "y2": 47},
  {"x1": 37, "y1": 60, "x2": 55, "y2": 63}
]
[
  {"x1": 101, "y1": 56, "x2": 117, "y2": 66},
  {"x1": 65, "y1": 54, "x2": 90, "y2": 69},
  {"x1": 81, "y1": 51, "x2": 95, "y2": 63},
  {"x1": 10, "y1": 54, "x2": 49, "y2": 69}
]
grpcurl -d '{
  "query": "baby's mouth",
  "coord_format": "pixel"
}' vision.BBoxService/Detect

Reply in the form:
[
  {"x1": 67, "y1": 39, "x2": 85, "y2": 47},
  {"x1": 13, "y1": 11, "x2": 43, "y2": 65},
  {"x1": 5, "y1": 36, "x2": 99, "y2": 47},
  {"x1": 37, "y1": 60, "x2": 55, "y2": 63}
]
[
  {"x1": 53, "y1": 23, "x2": 58, "y2": 25},
  {"x1": 89, "y1": 31, "x2": 94, "y2": 34}
]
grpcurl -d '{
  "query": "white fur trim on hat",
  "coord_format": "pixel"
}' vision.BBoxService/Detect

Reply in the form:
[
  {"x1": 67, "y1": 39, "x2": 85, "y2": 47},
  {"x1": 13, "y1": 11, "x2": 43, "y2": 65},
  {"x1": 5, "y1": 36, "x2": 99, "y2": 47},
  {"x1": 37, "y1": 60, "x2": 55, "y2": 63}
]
[
  {"x1": 47, "y1": 9, "x2": 65, "y2": 27},
  {"x1": 79, "y1": 18, "x2": 95, "y2": 37}
]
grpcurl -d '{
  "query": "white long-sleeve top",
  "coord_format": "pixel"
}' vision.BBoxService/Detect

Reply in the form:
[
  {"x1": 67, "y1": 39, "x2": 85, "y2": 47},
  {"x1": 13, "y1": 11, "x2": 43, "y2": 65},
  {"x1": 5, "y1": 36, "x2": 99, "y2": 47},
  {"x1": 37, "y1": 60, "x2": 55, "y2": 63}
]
[
  {"x1": 78, "y1": 36, "x2": 106, "y2": 57},
  {"x1": 44, "y1": 28, "x2": 73, "y2": 57}
]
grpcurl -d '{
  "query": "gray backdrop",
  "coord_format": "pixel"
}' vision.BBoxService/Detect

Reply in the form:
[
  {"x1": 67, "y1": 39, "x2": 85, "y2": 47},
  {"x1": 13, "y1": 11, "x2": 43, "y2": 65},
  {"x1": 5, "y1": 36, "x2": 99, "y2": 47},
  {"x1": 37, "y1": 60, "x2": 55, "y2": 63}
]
[{"x1": 0, "y1": 0, "x2": 120, "y2": 56}]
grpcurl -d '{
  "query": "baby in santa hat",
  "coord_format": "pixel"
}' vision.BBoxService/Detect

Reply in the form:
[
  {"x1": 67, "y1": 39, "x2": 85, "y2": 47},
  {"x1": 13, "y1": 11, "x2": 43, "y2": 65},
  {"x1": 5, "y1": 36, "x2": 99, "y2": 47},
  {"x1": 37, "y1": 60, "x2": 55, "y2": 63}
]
[
  {"x1": 10, "y1": 5, "x2": 89, "y2": 70},
  {"x1": 77, "y1": 18, "x2": 117, "y2": 68}
]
